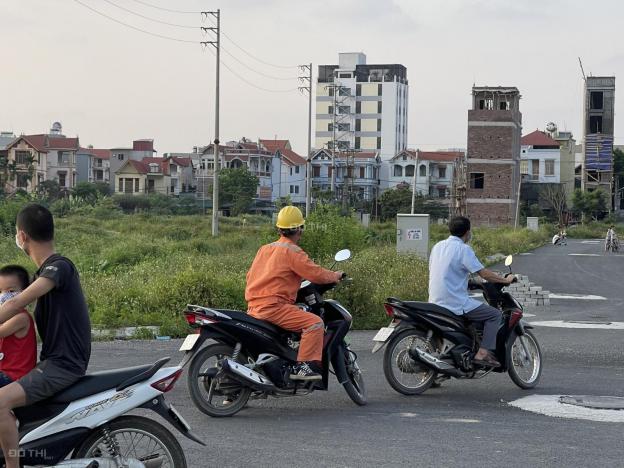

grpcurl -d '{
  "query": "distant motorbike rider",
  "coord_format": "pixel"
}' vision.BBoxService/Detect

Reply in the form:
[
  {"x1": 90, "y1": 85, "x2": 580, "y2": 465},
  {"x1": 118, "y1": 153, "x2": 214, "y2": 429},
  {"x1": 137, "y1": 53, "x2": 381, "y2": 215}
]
[
  {"x1": 428, "y1": 217, "x2": 515, "y2": 368},
  {"x1": 245, "y1": 206, "x2": 343, "y2": 381},
  {"x1": 605, "y1": 225, "x2": 618, "y2": 250}
]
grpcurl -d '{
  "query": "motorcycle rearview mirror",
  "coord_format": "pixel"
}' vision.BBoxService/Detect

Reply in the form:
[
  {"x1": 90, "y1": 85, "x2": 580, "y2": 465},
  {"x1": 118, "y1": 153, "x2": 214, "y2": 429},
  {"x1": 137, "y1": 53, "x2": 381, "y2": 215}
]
[
  {"x1": 334, "y1": 249, "x2": 351, "y2": 263},
  {"x1": 504, "y1": 255, "x2": 513, "y2": 267}
]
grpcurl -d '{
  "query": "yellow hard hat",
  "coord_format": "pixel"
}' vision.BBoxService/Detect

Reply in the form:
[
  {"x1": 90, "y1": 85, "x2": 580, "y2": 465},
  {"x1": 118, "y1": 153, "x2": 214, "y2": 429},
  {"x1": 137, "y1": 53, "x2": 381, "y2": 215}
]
[{"x1": 276, "y1": 206, "x2": 305, "y2": 229}]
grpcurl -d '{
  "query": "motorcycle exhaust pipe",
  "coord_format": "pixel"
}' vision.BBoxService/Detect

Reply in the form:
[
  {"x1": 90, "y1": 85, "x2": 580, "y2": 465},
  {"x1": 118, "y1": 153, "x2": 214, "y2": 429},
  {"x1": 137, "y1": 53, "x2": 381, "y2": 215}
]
[
  {"x1": 221, "y1": 359, "x2": 276, "y2": 392},
  {"x1": 410, "y1": 348, "x2": 466, "y2": 378}
]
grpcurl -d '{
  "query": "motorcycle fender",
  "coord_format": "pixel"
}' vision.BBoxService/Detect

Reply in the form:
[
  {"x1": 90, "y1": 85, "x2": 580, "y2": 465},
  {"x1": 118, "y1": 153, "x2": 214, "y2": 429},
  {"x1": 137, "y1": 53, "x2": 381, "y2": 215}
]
[
  {"x1": 330, "y1": 345, "x2": 350, "y2": 385},
  {"x1": 141, "y1": 395, "x2": 205, "y2": 446}
]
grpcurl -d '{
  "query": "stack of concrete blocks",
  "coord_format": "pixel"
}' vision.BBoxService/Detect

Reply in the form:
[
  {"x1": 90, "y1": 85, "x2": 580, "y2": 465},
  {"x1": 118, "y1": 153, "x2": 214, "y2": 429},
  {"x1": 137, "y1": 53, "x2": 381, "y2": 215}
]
[{"x1": 507, "y1": 275, "x2": 550, "y2": 308}]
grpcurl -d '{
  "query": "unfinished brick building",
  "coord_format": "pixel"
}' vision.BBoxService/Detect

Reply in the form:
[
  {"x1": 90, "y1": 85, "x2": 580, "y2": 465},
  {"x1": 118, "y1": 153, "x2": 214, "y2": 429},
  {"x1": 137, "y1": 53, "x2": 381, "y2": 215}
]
[{"x1": 465, "y1": 86, "x2": 522, "y2": 226}]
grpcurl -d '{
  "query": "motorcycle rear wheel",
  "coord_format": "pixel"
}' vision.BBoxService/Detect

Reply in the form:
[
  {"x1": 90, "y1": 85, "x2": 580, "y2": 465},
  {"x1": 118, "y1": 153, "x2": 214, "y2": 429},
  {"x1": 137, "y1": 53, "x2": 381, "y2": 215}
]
[
  {"x1": 73, "y1": 415, "x2": 186, "y2": 468},
  {"x1": 188, "y1": 343, "x2": 252, "y2": 417},
  {"x1": 383, "y1": 329, "x2": 436, "y2": 395}
]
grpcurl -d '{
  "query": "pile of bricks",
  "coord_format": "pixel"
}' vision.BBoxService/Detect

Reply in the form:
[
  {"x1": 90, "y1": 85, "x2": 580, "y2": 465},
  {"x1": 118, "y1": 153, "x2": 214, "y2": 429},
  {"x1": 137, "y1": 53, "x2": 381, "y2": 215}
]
[{"x1": 507, "y1": 275, "x2": 550, "y2": 308}]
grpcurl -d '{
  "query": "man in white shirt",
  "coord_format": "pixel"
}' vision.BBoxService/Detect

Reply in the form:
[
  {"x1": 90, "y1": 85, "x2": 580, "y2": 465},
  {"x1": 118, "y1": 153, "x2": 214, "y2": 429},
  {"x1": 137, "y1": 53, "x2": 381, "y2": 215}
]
[{"x1": 429, "y1": 217, "x2": 514, "y2": 367}]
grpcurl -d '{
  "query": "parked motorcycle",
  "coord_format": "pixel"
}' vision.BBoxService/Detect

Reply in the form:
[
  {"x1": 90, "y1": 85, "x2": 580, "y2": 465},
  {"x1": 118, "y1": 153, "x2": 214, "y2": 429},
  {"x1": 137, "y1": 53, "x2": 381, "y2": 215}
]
[
  {"x1": 3, "y1": 358, "x2": 203, "y2": 467},
  {"x1": 179, "y1": 249, "x2": 366, "y2": 418},
  {"x1": 372, "y1": 255, "x2": 542, "y2": 395}
]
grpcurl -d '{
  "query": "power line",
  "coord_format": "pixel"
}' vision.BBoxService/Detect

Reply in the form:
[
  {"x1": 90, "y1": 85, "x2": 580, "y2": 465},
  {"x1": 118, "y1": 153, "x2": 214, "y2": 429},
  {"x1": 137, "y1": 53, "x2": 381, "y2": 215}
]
[
  {"x1": 217, "y1": 45, "x2": 299, "y2": 81},
  {"x1": 100, "y1": 0, "x2": 198, "y2": 29},
  {"x1": 127, "y1": 0, "x2": 201, "y2": 14},
  {"x1": 72, "y1": 0, "x2": 198, "y2": 43}
]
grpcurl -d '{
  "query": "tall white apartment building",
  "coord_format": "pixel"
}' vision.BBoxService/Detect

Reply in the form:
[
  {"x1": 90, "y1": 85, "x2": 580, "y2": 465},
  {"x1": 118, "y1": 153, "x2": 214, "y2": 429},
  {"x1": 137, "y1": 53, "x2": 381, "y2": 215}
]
[{"x1": 315, "y1": 52, "x2": 408, "y2": 186}]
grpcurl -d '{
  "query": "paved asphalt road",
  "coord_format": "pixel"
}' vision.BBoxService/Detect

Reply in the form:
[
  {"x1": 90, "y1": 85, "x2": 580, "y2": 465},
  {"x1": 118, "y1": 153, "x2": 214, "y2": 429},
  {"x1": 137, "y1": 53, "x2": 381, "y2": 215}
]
[{"x1": 87, "y1": 239, "x2": 624, "y2": 468}]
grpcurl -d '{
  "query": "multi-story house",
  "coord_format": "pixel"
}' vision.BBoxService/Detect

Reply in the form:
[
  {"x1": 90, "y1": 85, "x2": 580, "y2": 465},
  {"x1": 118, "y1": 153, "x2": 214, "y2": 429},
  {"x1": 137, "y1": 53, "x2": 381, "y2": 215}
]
[
  {"x1": 520, "y1": 130, "x2": 561, "y2": 184},
  {"x1": 3, "y1": 134, "x2": 48, "y2": 193},
  {"x1": 167, "y1": 156, "x2": 194, "y2": 195},
  {"x1": 109, "y1": 139, "x2": 157, "y2": 191},
  {"x1": 76, "y1": 147, "x2": 111, "y2": 184},
  {"x1": 310, "y1": 149, "x2": 380, "y2": 201},
  {"x1": 43, "y1": 123, "x2": 80, "y2": 190},
  {"x1": 260, "y1": 139, "x2": 307, "y2": 204},
  {"x1": 389, "y1": 150, "x2": 463, "y2": 199},
  {"x1": 114, "y1": 157, "x2": 170, "y2": 196},
  {"x1": 315, "y1": 52, "x2": 408, "y2": 187}
]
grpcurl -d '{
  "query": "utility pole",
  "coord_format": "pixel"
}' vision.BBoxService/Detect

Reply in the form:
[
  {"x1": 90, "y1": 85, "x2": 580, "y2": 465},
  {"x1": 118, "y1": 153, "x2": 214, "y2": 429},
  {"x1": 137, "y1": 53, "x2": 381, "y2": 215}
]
[
  {"x1": 202, "y1": 10, "x2": 221, "y2": 236},
  {"x1": 411, "y1": 151, "x2": 419, "y2": 214},
  {"x1": 298, "y1": 63, "x2": 313, "y2": 216}
]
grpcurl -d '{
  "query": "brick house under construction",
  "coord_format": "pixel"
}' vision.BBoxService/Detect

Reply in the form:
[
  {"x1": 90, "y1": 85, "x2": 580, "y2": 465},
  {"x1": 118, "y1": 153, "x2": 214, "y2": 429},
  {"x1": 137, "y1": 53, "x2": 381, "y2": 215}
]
[{"x1": 465, "y1": 86, "x2": 522, "y2": 226}]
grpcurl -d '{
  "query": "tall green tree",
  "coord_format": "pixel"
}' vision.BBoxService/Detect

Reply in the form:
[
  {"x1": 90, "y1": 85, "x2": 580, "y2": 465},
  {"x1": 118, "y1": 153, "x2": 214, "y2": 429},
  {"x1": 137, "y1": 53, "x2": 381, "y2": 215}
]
[
  {"x1": 219, "y1": 167, "x2": 259, "y2": 216},
  {"x1": 572, "y1": 188, "x2": 608, "y2": 222},
  {"x1": 379, "y1": 186, "x2": 448, "y2": 221}
]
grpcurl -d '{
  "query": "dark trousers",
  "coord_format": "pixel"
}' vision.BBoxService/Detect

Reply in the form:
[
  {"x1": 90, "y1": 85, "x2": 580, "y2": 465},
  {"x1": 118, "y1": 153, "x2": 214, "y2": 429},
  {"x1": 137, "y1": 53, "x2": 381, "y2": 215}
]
[
  {"x1": 465, "y1": 303, "x2": 502, "y2": 351},
  {"x1": 0, "y1": 371, "x2": 13, "y2": 388}
]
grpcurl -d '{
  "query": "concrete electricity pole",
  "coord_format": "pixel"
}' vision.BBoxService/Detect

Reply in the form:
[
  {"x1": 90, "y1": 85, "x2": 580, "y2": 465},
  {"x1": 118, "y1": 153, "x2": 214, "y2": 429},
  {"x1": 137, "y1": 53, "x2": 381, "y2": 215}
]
[
  {"x1": 298, "y1": 63, "x2": 313, "y2": 216},
  {"x1": 201, "y1": 10, "x2": 221, "y2": 236}
]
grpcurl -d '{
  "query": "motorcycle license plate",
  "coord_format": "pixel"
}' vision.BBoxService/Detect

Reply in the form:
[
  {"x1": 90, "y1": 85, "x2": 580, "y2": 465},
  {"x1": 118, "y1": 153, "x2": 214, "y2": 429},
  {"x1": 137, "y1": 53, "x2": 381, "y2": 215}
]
[
  {"x1": 170, "y1": 405, "x2": 191, "y2": 432},
  {"x1": 373, "y1": 325, "x2": 396, "y2": 342},
  {"x1": 179, "y1": 333, "x2": 200, "y2": 352}
]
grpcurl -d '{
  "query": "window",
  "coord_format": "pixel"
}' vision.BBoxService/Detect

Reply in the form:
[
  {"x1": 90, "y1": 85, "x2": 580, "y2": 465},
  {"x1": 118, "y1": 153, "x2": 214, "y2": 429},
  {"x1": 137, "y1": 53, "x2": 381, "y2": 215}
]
[
  {"x1": 328, "y1": 106, "x2": 334, "y2": 115},
  {"x1": 405, "y1": 165, "x2": 414, "y2": 177},
  {"x1": 545, "y1": 159, "x2": 555, "y2": 176},
  {"x1": 531, "y1": 160, "x2": 539, "y2": 177},
  {"x1": 15, "y1": 151, "x2": 30, "y2": 165},
  {"x1": 134, "y1": 178, "x2": 139, "y2": 192},
  {"x1": 289, "y1": 167, "x2": 293, "y2": 176},
  {"x1": 520, "y1": 160, "x2": 529, "y2": 174},
  {"x1": 295, "y1": 166, "x2": 300, "y2": 174},
  {"x1": 149, "y1": 163, "x2": 160, "y2": 173},
  {"x1": 338, "y1": 105, "x2": 350, "y2": 114},
  {"x1": 479, "y1": 98, "x2": 494, "y2": 110},
  {"x1": 117, "y1": 154, "x2": 124, "y2": 161},
  {"x1": 328, "y1": 87, "x2": 334, "y2": 97},
  {"x1": 377, "y1": 101, "x2": 382, "y2": 113},
  {"x1": 355, "y1": 119, "x2": 361, "y2": 131},
  {"x1": 355, "y1": 137, "x2": 360, "y2": 149},
  {"x1": 58, "y1": 173, "x2": 66, "y2": 187},
  {"x1": 378, "y1": 84, "x2": 383, "y2": 96},
  {"x1": 590, "y1": 91, "x2": 603, "y2": 110},
  {"x1": 469, "y1": 172, "x2": 484, "y2": 189},
  {"x1": 393, "y1": 165, "x2": 403, "y2": 177},
  {"x1": 339, "y1": 73, "x2": 351, "y2": 79},
  {"x1": 58, "y1": 152, "x2": 70, "y2": 165},
  {"x1": 313, "y1": 166, "x2": 320, "y2": 177},
  {"x1": 377, "y1": 119, "x2": 382, "y2": 131},
  {"x1": 376, "y1": 137, "x2": 381, "y2": 150},
  {"x1": 338, "y1": 87, "x2": 350, "y2": 96},
  {"x1": 359, "y1": 167, "x2": 365, "y2": 178},
  {"x1": 589, "y1": 115, "x2": 602, "y2": 133},
  {"x1": 438, "y1": 188, "x2": 446, "y2": 198},
  {"x1": 499, "y1": 101, "x2": 510, "y2": 110},
  {"x1": 439, "y1": 166, "x2": 447, "y2": 178},
  {"x1": 355, "y1": 102, "x2": 361, "y2": 113},
  {"x1": 356, "y1": 84, "x2": 361, "y2": 96},
  {"x1": 419, "y1": 164, "x2": 426, "y2": 177},
  {"x1": 124, "y1": 178, "x2": 133, "y2": 193},
  {"x1": 16, "y1": 174, "x2": 29, "y2": 189},
  {"x1": 118, "y1": 178, "x2": 123, "y2": 192}
]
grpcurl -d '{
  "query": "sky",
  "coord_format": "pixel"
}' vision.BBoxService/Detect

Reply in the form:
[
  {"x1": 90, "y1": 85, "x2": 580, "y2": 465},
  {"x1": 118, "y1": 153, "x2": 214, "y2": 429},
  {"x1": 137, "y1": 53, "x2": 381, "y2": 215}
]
[{"x1": 1, "y1": 0, "x2": 623, "y2": 155}]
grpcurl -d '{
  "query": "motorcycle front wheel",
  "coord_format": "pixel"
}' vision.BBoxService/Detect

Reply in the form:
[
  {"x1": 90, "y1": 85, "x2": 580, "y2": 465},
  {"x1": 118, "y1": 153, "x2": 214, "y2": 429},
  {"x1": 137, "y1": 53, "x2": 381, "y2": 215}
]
[
  {"x1": 73, "y1": 415, "x2": 186, "y2": 468},
  {"x1": 508, "y1": 330, "x2": 542, "y2": 389},
  {"x1": 383, "y1": 329, "x2": 436, "y2": 395},
  {"x1": 335, "y1": 343, "x2": 367, "y2": 406},
  {"x1": 188, "y1": 343, "x2": 252, "y2": 417}
]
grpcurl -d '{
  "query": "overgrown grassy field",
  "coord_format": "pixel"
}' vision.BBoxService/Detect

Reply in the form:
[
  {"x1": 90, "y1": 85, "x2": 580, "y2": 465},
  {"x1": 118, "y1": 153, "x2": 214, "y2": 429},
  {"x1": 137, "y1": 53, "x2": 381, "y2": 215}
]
[{"x1": 0, "y1": 207, "x2": 556, "y2": 333}]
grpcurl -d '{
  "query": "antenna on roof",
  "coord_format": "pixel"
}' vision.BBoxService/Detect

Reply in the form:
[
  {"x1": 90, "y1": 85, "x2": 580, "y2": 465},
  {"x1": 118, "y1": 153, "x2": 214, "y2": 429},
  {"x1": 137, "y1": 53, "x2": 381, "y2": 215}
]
[{"x1": 578, "y1": 57, "x2": 587, "y2": 82}]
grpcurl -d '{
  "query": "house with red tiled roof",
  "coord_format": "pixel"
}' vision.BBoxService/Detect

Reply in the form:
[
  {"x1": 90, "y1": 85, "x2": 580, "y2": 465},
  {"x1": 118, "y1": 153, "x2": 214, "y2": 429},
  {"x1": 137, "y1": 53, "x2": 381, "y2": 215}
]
[
  {"x1": 520, "y1": 130, "x2": 561, "y2": 184},
  {"x1": 310, "y1": 148, "x2": 381, "y2": 201},
  {"x1": 261, "y1": 139, "x2": 307, "y2": 204},
  {"x1": 389, "y1": 149, "x2": 464, "y2": 199},
  {"x1": 114, "y1": 157, "x2": 170, "y2": 195},
  {"x1": 2, "y1": 134, "x2": 49, "y2": 193}
]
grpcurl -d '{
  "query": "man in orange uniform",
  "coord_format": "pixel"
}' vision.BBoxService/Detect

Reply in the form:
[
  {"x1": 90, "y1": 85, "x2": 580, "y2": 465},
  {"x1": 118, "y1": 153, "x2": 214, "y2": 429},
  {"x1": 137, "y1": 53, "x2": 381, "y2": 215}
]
[{"x1": 246, "y1": 206, "x2": 343, "y2": 381}]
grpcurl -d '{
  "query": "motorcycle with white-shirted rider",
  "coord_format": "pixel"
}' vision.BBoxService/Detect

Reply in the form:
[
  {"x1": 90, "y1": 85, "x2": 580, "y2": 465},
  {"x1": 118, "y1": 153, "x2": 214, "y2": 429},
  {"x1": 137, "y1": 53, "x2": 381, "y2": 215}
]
[{"x1": 372, "y1": 255, "x2": 543, "y2": 395}]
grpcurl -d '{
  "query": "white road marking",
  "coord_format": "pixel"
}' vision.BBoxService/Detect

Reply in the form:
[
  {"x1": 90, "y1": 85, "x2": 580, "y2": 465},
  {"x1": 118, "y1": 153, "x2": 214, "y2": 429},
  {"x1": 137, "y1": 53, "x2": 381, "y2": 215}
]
[
  {"x1": 519, "y1": 253, "x2": 533, "y2": 256},
  {"x1": 440, "y1": 418, "x2": 481, "y2": 423},
  {"x1": 523, "y1": 313, "x2": 536, "y2": 317},
  {"x1": 529, "y1": 320, "x2": 624, "y2": 329},
  {"x1": 509, "y1": 395, "x2": 624, "y2": 423},
  {"x1": 569, "y1": 253, "x2": 600, "y2": 257},
  {"x1": 581, "y1": 240, "x2": 602, "y2": 244},
  {"x1": 549, "y1": 293, "x2": 607, "y2": 300}
]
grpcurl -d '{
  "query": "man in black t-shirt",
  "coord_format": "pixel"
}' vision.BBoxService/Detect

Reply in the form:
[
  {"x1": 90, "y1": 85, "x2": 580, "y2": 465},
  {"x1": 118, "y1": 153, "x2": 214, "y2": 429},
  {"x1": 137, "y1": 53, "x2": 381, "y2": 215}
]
[{"x1": 0, "y1": 204, "x2": 91, "y2": 468}]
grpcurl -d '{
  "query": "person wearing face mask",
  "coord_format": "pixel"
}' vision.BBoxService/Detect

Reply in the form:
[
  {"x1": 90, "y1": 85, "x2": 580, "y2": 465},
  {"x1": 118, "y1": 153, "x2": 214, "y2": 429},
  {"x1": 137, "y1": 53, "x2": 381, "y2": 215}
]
[
  {"x1": 0, "y1": 265, "x2": 36, "y2": 388},
  {"x1": 0, "y1": 204, "x2": 90, "y2": 468},
  {"x1": 429, "y1": 216, "x2": 514, "y2": 367}
]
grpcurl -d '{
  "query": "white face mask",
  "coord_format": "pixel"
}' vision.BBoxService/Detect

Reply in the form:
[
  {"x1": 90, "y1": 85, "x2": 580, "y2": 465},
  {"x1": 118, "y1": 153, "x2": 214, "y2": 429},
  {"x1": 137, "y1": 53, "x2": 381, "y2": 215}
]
[{"x1": 0, "y1": 291, "x2": 18, "y2": 305}]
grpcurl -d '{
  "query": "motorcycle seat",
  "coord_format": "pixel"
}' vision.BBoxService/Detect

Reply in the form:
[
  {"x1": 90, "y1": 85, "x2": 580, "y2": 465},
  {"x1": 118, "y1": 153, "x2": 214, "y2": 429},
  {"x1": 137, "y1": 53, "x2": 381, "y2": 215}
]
[
  {"x1": 216, "y1": 309, "x2": 291, "y2": 336},
  {"x1": 48, "y1": 358, "x2": 170, "y2": 404},
  {"x1": 400, "y1": 301, "x2": 466, "y2": 322}
]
